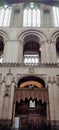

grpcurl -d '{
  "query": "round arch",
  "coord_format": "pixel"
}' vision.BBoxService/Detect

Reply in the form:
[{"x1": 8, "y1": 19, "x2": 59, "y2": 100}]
[
  {"x1": 50, "y1": 29, "x2": 59, "y2": 43},
  {"x1": 49, "y1": 30, "x2": 59, "y2": 63},
  {"x1": 17, "y1": 29, "x2": 47, "y2": 45},
  {"x1": 18, "y1": 76, "x2": 45, "y2": 88},
  {"x1": 0, "y1": 30, "x2": 9, "y2": 42},
  {"x1": 0, "y1": 30, "x2": 9, "y2": 62}
]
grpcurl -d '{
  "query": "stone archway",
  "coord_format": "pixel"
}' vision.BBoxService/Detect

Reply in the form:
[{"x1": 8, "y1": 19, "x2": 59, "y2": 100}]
[
  {"x1": 14, "y1": 76, "x2": 49, "y2": 129},
  {"x1": 15, "y1": 98, "x2": 47, "y2": 129}
]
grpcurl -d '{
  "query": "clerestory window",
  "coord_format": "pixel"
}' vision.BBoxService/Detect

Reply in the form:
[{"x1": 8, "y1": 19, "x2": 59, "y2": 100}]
[
  {"x1": 23, "y1": 2, "x2": 40, "y2": 27},
  {"x1": 0, "y1": 5, "x2": 11, "y2": 26},
  {"x1": 53, "y1": 6, "x2": 59, "y2": 26}
]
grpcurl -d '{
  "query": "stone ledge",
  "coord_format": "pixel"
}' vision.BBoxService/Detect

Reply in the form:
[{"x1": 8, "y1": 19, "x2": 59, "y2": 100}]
[{"x1": 0, "y1": 63, "x2": 59, "y2": 68}]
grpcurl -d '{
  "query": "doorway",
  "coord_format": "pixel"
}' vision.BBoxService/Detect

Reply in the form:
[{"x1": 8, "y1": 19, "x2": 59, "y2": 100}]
[
  {"x1": 14, "y1": 76, "x2": 49, "y2": 129},
  {"x1": 15, "y1": 99, "x2": 47, "y2": 129}
]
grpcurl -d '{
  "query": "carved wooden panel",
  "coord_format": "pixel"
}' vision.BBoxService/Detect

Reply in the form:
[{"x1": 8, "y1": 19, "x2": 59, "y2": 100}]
[{"x1": 15, "y1": 88, "x2": 48, "y2": 103}]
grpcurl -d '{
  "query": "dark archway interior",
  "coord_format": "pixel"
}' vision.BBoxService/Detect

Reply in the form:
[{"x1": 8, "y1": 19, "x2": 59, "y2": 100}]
[
  {"x1": 18, "y1": 76, "x2": 45, "y2": 88},
  {"x1": 56, "y1": 37, "x2": 59, "y2": 53},
  {"x1": 15, "y1": 99, "x2": 46, "y2": 115},
  {"x1": 23, "y1": 35, "x2": 41, "y2": 64},
  {"x1": 23, "y1": 41, "x2": 40, "y2": 55},
  {"x1": 15, "y1": 98, "x2": 47, "y2": 129},
  {"x1": 0, "y1": 36, "x2": 4, "y2": 55},
  {"x1": 16, "y1": 76, "x2": 46, "y2": 128}
]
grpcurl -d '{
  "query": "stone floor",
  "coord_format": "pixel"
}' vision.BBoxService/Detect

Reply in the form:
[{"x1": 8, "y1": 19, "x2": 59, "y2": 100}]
[{"x1": 0, "y1": 123, "x2": 59, "y2": 130}]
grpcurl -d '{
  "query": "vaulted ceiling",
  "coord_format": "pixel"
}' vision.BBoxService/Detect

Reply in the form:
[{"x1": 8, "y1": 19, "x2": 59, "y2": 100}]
[{"x1": 0, "y1": 0, "x2": 59, "y2": 6}]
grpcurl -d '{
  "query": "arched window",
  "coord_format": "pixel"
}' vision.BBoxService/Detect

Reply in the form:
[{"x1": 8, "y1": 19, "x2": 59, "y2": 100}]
[
  {"x1": 23, "y1": 3, "x2": 40, "y2": 27},
  {"x1": 56, "y1": 37, "x2": 59, "y2": 63},
  {"x1": 23, "y1": 40, "x2": 41, "y2": 65},
  {"x1": 53, "y1": 6, "x2": 59, "y2": 26},
  {"x1": 0, "y1": 5, "x2": 11, "y2": 26},
  {"x1": 0, "y1": 36, "x2": 4, "y2": 63}
]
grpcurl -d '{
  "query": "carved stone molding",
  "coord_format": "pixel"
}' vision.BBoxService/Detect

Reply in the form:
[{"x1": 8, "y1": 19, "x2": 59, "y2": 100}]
[
  {"x1": 0, "y1": 63, "x2": 59, "y2": 68},
  {"x1": 47, "y1": 76, "x2": 57, "y2": 85},
  {"x1": 7, "y1": 69, "x2": 13, "y2": 76},
  {"x1": 29, "y1": 68, "x2": 34, "y2": 73},
  {"x1": 47, "y1": 77, "x2": 52, "y2": 84},
  {"x1": 52, "y1": 77, "x2": 56, "y2": 84}
]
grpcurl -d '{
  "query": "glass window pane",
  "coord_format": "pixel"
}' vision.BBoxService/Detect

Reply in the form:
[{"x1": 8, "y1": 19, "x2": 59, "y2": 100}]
[
  {"x1": 30, "y1": 2, "x2": 34, "y2": 9},
  {"x1": 56, "y1": 8, "x2": 59, "y2": 25},
  {"x1": 53, "y1": 7, "x2": 57, "y2": 26},
  {"x1": 53, "y1": 7, "x2": 59, "y2": 26},
  {"x1": 28, "y1": 57, "x2": 31, "y2": 63},
  {"x1": 32, "y1": 9, "x2": 36, "y2": 27},
  {"x1": 23, "y1": 4, "x2": 40, "y2": 27},
  {"x1": 23, "y1": 9, "x2": 28, "y2": 26},
  {"x1": 37, "y1": 9, "x2": 40, "y2": 26},
  {"x1": 28, "y1": 9, "x2": 31, "y2": 26},
  {"x1": 3, "y1": 9, "x2": 9, "y2": 26},
  {"x1": 35, "y1": 58, "x2": 39, "y2": 63},
  {"x1": 32, "y1": 57, "x2": 35, "y2": 63},
  {"x1": 0, "y1": 7, "x2": 11, "y2": 26},
  {"x1": 0, "y1": 9, "x2": 4, "y2": 26},
  {"x1": 0, "y1": 56, "x2": 3, "y2": 63},
  {"x1": 29, "y1": 100, "x2": 35, "y2": 108},
  {"x1": 7, "y1": 8, "x2": 11, "y2": 26},
  {"x1": 24, "y1": 58, "x2": 27, "y2": 64},
  {"x1": 24, "y1": 54, "x2": 39, "y2": 65}
]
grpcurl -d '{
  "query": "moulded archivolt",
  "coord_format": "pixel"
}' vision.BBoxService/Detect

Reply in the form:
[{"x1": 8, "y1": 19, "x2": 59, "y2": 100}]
[
  {"x1": 17, "y1": 29, "x2": 47, "y2": 45},
  {"x1": 49, "y1": 29, "x2": 59, "y2": 43},
  {"x1": 0, "y1": 30, "x2": 9, "y2": 42}
]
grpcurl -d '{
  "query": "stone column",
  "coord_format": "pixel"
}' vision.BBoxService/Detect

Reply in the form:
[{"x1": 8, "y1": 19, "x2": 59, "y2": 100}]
[
  {"x1": 8, "y1": 81, "x2": 15, "y2": 121},
  {"x1": 48, "y1": 78, "x2": 55, "y2": 121},
  {"x1": 18, "y1": 40, "x2": 23, "y2": 63},
  {"x1": 12, "y1": 102, "x2": 16, "y2": 128},
  {"x1": 3, "y1": 40, "x2": 7, "y2": 62},
  {"x1": 50, "y1": 41, "x2": 56, "y2": 63},
  {"x1": 45, "y1": 41, "x2": 51, "y2": 63},
  {"x1": 41, "y1": 43, "x2": 46, "y2": 63},
  {"x1": 47, "y1": 102, "x2": 50, "y2": 122},
  {"x1": 52, "y1": 79, "x2": 59, "y2": 121},
  {"x1": 0, "y1": 79, "x2": 6, "y2": 119},
  {"x1": 40, "y1": 5, "x2": 43, "y2": 27}
]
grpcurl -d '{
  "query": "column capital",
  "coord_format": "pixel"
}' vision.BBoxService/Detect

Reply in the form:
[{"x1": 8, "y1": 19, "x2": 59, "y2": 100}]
[
  {"x1": 50, "y1": 40, "x2": 56, "y2": 45},
  {"x1": 18, "y1": 40, "x2": 23, "y2": 45}
]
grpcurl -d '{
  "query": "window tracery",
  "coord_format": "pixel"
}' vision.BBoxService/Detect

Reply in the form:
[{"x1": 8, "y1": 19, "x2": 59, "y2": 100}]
[
  {"x1": 0, "y1": 5, "x2": 11, "y2": 26},
  {"x1": 53, "y1": 6, "x2": 59, "y2": 26},
  {"x1": 23, "y1": 3, "x2": 40, "y2": 27}
]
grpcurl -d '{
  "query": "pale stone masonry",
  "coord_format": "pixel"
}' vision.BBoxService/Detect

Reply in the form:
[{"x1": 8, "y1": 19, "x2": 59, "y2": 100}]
[{"x1": 0, "y1": 2, "x2": 59, "y2": 128}]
